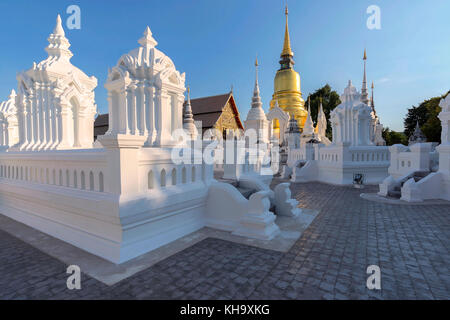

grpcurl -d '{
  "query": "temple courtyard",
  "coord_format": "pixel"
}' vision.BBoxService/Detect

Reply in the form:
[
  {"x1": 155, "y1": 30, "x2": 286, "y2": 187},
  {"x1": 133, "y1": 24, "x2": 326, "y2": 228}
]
[{"x1": 0, "y1": 181, "x2": 448, "y2": 300}]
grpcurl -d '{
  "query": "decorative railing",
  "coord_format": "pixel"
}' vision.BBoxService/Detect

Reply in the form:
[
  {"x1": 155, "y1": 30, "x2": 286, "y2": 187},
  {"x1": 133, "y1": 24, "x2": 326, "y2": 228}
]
[{"x1": 0, "y1": 149, "x2": 108, "y2": 193}]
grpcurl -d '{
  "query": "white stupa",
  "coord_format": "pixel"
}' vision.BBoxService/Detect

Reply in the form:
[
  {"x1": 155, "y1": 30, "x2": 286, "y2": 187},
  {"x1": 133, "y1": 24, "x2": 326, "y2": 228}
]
[
  {"x1": 330, "y1": 80, "x2": 374, "y2": 146},
  {"x1": 244, "y1": 57, "x2": 269, "y2": 144}
]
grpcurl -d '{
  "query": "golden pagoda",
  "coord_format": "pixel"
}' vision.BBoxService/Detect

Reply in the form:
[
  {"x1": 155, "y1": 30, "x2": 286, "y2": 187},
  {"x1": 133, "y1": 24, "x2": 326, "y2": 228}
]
[{"x1": 270, "y1": 6, "x2": 307, "y2": 136}]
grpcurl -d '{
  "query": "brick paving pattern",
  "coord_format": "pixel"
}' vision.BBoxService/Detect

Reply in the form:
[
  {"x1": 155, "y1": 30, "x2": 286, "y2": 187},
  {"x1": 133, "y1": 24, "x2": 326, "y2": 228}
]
[{"x1": 0, "y1": 182, "x2": 449, "y2": 299}]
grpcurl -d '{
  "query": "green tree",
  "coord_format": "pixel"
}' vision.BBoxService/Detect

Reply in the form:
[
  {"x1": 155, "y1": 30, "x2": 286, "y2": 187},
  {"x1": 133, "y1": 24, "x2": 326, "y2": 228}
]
[
  {"x1": 306, "y1": 84, "x2": 341, "y2": 140},
  {"x1": 382, "y1": 127, "x2": 407, "y2": 146},
  {"x1": 404, "y1": 91, "x2": 448, "y2": 143}
]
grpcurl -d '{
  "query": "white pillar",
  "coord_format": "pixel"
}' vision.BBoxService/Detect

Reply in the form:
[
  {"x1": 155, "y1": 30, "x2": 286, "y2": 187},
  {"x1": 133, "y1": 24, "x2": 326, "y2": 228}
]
[
  {"x1": 119, "y1": 88, "x2": 129, "y2": 134},
  {"x1": 146, "y1": 86, "x2": 155, "y2": 145},
  {"x1": 128, "y1": 85, "x2": 137, "y2": 135},
  {"x1": 139, "y1": 84, "x2": 147, "y2": 136},
  {"x1": 58, "y1": 104, "x2": 71, "y2": 149}
]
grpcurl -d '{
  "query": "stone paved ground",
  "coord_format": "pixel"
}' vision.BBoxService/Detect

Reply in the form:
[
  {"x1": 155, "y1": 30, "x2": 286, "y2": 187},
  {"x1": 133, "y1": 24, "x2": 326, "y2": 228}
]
[{"x1": 0, "y1": 182, "x2": 449, "y2": 300}]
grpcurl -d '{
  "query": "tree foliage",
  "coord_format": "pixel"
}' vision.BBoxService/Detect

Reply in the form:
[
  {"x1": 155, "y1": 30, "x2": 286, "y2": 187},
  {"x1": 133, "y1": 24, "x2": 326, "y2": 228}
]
[
  {"x1": 382, "y1": 127, "x2": 407, "y2": 146},
  {"x1": 306, "y1": 84, "x2": 341, "y2": 139},
  {"x1": 403, "y1": 91, "x2": 449, "y2": 143}
]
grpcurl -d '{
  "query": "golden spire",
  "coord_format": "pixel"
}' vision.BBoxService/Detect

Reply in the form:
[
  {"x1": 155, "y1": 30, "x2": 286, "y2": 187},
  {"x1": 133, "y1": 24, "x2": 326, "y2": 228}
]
[
  {"x1": 281, "y1": 5, "x2": 293, "y2": 57},
  {"x1": 363, "y1": 48, "x2": 367, "y2": 60}
]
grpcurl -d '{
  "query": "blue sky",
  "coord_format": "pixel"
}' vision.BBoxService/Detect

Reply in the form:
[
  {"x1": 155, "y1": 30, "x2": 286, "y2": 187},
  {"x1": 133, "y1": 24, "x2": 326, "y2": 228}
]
[{"x1": 0, "y1": 0, "x2": 449, "y2": 131}]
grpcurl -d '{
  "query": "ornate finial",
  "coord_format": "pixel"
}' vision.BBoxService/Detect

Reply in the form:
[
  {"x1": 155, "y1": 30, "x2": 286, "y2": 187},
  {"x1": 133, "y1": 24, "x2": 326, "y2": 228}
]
[
  {"x1": 285, "y1": 4, "x2": 288, "y2": 16},
  {"x1": 9, "y1": 89, "x2": 16, "y2": 99},
  {"x1": 281, "y1": 5, "x2": 293, "y2": 57},
  {"x1": 371, "y1": 81, "x2": 374, "y2": 89},
  {"x1": 45, "y1": 14, "x2": 73, "y2": 60},
  {"x1": 138, "y1": 26, "x2": 158, "y2": 47},
  {"x1": 361, "y1": 48, "x2": 369, "y2": 104},
  {"x1": 255, "y1": 56, "x2": 259, "y2": 67},
  {"x1": 230, "y1": 84, "x2": 233, "y2": 93},
  {"x1": 183, "y1": 84, "x2": 198, "y2": 139},
  {"x1": 54, "y1": 14, "x2": 65, "y2": 36}
]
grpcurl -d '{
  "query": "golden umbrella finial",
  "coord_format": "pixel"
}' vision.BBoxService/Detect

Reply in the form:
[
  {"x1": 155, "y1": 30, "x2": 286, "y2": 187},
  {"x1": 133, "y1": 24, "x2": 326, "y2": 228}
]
[{"x1": 281, "y1": 4, "x2": 293, "y2": 57}]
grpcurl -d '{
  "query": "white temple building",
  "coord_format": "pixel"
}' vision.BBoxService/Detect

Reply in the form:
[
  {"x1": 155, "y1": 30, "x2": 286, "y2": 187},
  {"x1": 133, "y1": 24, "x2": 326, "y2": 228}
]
[
  {"x1": 0, "y1": 90, "x2": 19, "y2": 149},
  {"x1": 0, "y1": 16, "x2": 301, "y2": 264},
  {"x1": 288, "y1": 78, "x2": 390, "y2": 185},
  {"x1": 14, "y1": 15, "x2": 98, "y2": 151}
]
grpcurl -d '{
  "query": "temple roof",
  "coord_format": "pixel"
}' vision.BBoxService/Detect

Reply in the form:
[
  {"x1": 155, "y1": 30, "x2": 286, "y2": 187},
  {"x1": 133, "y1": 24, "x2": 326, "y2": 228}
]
[
  {"x1": 94, "y1": 92, "x2": 244, "y2": 139},
  {"x1": 183, "y1": 92, "x2": 244, "y2": 129}
]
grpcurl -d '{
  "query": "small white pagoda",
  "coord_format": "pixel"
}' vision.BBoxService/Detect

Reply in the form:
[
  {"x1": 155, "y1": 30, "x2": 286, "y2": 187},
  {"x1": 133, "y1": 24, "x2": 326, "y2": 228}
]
[{"x1": 14, "y1": 15, "x2": 97, "y2": 151}]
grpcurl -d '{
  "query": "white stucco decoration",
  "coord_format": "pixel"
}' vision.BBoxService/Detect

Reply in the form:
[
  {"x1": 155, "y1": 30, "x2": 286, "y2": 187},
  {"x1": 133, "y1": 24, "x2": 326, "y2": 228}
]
[
  {"x1": 0, "y1": 90, "x2": 19, "y2": 149},
  {"x1": 232, "y1": 191, "x2": 280, "y2": 240},
  {"x1": 103, "y1": 26, "x2": 186, "y2": 147},
  {"x1": 14, "y1": 15, "x2": 97, "y2": 151},
  {"x1": 274, "y1": 183, "x2": 301, "y2": 217},
  {"x1": 330, "y1": 80, "x2": 374, "y2": 146}
]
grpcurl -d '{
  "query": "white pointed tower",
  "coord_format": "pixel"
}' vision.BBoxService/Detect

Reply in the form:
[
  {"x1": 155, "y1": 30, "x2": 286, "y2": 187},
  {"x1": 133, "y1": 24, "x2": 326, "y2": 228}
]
[
  {"x1": 245, "y1": 57, "x2": 269, "y2": 144},
  {"x1": 183, "y1": 86, "x2": 198, "y2": 140},
  {"x1": 370, "y1": 82, "x2": 386, "y2": 145},
  {"x1": 302, "y1": 97, "x2": 315, "y2": 136},
  {"x1": 360, "y1": 49, "x2": 370, "y2": 105},
  {"x1": 315, "y1": 97, "x2": 331, "y2": 145},
  {"x1": 14, "y1": 15, "x2": 98, "y2": 151}
]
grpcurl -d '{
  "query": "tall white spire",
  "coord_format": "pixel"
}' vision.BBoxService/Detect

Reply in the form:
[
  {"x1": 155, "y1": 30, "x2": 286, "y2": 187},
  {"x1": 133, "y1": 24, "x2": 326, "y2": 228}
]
[
  {"x1": 370, "y1": 81, "x2": 376, "y2": 113},
  {"x1": 183, "y1": 86, "x2": 198, "y2": 139},
  {"x1": 316, "y1": 97, "x2": 327, "y2": 138},
  {"x1": 361, "y1": 49, "x2": 369, "y2": 105},
  {"x1": 252, "y1": 56, "x2": 262, "y2": 109},
  {"x1": 138, "y1": 26, "x2": 158, "y2": 48},
  {"x1": 246, "y1": 57, "x2": 267, "y2": 121},
  {"x1": 45, "y1": 14, "x2": 73, "y2": 61},
  {"x1": 302, "y1": 97, "x2": 314, "y2": 135}
]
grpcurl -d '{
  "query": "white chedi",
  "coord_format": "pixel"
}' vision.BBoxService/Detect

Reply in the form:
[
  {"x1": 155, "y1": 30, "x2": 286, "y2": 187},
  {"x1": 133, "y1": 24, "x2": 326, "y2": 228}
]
[
  {"x1": 302, "y1": 98, "x2": 315, "y2": 136},
  {"x1": 103, "y1": 26, "x2": 186, "y2": 147},
  {"x1": 315, "y1": 99, "x2": 331, "y2": 145},
  {"x1": 15, "y1": 15, "x2": 97, "y2": 151},
  {"x1": 0, "y1": 90, "x2": 19, "y2": 149},
  {"x1": 183, "y1": 86, "x2": 198, "y2": 140},
  {"x1": 244, "y1": 58, "x2": 269, "y2": 144},
  {"x1": 330, "y1": 80, "x2": 374, "y2": 146}
]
